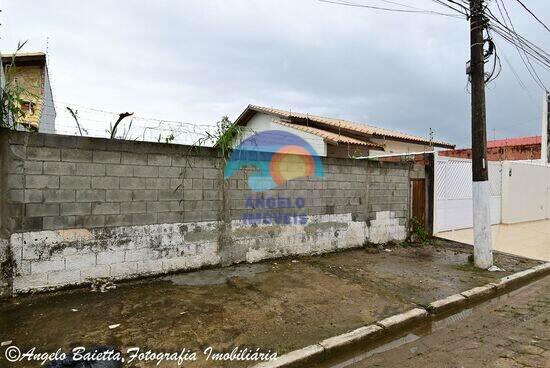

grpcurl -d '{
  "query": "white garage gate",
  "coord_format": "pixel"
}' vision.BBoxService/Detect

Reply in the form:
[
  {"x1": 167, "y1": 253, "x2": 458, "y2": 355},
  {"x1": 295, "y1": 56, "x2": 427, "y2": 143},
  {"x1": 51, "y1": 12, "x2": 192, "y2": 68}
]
[{"x1": 434, "y1": 155, "x2": 502, "y2": 233}]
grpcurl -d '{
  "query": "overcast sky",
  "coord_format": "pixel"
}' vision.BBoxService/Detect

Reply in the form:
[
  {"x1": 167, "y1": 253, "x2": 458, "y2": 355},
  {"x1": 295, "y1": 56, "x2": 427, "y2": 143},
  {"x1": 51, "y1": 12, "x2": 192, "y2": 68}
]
[{"x1": 1, "y1": 0, "x2": 548, "y2": 147}]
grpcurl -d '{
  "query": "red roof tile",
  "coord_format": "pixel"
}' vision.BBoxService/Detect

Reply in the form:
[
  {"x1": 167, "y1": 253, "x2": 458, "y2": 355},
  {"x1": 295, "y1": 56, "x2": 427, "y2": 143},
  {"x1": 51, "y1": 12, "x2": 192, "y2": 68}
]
[
  {"x1": 235, "y1": 105, "x2": 455, "y2": 149},
  {"x1": 487, "y1": 136, "x2": 541, "y2": 148}
]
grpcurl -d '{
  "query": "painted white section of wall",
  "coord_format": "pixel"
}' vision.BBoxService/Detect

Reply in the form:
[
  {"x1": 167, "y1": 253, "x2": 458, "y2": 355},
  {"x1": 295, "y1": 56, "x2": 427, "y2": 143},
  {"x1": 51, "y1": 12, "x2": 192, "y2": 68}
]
[
  {"x1": 236, "y1": 113, "x2": 327, "y2": 156},
  {"x1": 369, "y1": 138, "x2": 430, "y2": 155},
  {"x1": 473, "y1": 180, "x2": 493, "y2": 268},
  {"x1": 239, "y1": 213, "x2": 368, "y2": 262},
  {"x1": 10, "y1": 213, "x2": 376, "y2": 294},
  {"x1": 501, "y1": 161, "x2": 550, "y2": 224},
  {"x1": 434, "y1": 156, "x2": 501, "y2": 233},
  {"x1": 39, "y1": 67, "x2": 56, "y2": 134},
  {"x1": 0, "y1": 239, "x2": 9, "y2": 297},
  {"x1": 368, "y1": 211, "x2": 407, "y2": 244}
]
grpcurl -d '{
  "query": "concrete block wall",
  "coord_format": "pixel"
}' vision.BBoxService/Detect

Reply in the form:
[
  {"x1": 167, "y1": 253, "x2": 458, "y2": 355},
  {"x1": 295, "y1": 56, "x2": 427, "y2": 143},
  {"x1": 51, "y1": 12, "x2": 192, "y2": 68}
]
[
  {"x1": 368, "y1": 162, "x2": 411, "y2": 220},
  {"x1": 2, "y1": 131, "x2": 221, "y2": 233},
  {"x1": 236, "y1": 213, "x2": 369, "y2": 263},
  {"x1": 9, "y1": 223, "x2": 220, "y2": 293},
  {"x1": 0, "y1": 131, "x2": 11, "y2": 296},
  {"x1": 368, "y1": 211, "x2": 407, "y2": 244},
  {"x1": 226, "y1": 157, "x2": 369, "y2": 221},
  {"x1": 0, "y1": 129, "x2": 417, "y2": 295},
  {"x1": 9, "y1": 214, "x2": 370, "y2": 293},
  {"x1": 366, "y1": 161, "x2": 411, "y2": 240},
  {"x1": 0, "y1": 239, "x2": 9, "y2": 297},
  {"x1": 223, "y1": 156, "x2": 374, "y2": 264}
]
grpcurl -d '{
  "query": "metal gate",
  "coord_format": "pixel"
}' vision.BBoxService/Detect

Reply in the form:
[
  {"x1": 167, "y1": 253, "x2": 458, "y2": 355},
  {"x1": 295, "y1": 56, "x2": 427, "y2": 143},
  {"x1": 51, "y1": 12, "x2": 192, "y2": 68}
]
[{"x1": 434, "y1": 155, "x2": 502, "y2": 233}]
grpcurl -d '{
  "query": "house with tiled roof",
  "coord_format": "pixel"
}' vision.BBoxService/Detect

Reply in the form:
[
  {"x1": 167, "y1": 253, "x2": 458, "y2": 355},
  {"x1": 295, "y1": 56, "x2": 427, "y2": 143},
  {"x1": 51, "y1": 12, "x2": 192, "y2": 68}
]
[
  {"x1": 1, "y1": 52, "x2": 56, "y2": 133},
  {"x1": 440, "y1": 136, "x2": 542, "y2": 161},
  {"x1": 232, "y1": 105, "x2": 454, "y2": 158}
]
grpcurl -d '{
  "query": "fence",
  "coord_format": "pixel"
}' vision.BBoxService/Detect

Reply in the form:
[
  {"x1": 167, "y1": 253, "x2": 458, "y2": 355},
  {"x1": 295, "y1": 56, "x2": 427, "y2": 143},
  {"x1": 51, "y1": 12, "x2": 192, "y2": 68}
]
[
  {"x1": 434, "y1": 155, "x2": 502, "y2": 233},
  {"x1": 45, "y1": 100, "x2": 217, "y2": 146},
  {"x1": 434, "y1": 154, "x2": 550, "y2": 234},
  {"x1": 0, "y1": 129, "x2": 421, "y2": 296}
]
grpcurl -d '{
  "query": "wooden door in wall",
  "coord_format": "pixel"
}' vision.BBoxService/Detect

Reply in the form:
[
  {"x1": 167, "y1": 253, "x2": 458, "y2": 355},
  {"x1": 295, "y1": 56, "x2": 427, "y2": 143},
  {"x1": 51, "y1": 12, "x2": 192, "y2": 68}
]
[{"x1": 411, "y1": 179, "x2": 426, "y2": 227}]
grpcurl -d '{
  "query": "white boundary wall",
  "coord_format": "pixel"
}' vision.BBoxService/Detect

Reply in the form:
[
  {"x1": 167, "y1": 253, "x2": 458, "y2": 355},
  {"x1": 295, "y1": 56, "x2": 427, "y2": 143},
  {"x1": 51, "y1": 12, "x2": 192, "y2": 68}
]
[
  {"x1": 501, "y1": 161, "x2": 550, "y2": 224},
  {"x1": 434, "y1": 155, "x2": 550, "y2": 233}
]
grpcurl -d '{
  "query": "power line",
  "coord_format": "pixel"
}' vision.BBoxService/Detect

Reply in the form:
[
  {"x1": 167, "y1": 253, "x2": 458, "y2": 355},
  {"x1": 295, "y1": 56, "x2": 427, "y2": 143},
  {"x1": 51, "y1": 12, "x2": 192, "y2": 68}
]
[
  {"x1": 429, "y1": 0, "x2": 469, "y2": 17},
  {"x1": 513, "y1": 0, "x2": 550, "y2": 33},
  {"x1": 492, "y1": 1, "x2": 548, "y2": 76},
  {"x1": 485, "y1": 0, "x2": 548, "y2": 91},
  {"x1": 499, "y1": 47, "x2": 539, "y2": 107},
  {"x1": 318, "y1": 0, "x2": 464, "y2": 17}
]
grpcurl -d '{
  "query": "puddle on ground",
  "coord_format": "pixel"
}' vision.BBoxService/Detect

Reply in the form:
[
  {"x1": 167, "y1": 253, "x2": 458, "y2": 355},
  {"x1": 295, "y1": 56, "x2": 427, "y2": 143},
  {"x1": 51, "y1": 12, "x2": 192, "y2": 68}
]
[
  {"x1": 164, "y1": 263, "x2": 270, "y2": 286},
  {"x1": 328, "y1": 333, "x2": 421, "y2": 368},
  {"x1": 0, "y1": 245, "x2": 539, "y2": 368},
  {"x1": 312, "y1": 279, "x2": 545, "y2": 368}
]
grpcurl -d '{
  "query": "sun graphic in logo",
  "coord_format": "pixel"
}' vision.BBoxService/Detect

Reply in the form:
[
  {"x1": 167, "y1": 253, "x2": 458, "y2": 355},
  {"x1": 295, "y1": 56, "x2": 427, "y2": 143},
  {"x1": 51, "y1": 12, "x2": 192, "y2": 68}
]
[
  {"x1": 224, "y1": 130, "x2": 324, "y2": 192},
  {"x1": 270, "y1": 145, "x2": 315, "y2": 186}
]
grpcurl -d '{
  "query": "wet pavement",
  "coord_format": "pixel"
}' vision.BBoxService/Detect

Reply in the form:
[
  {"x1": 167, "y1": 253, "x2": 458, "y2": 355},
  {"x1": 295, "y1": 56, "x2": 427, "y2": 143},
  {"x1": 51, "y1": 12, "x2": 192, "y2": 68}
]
[
  {"x1": 331, "y1": 275, "x2": 550, "y2": 368},
  {"x1": 0, "y1": 240, "x2": 541, "y2": 367}
]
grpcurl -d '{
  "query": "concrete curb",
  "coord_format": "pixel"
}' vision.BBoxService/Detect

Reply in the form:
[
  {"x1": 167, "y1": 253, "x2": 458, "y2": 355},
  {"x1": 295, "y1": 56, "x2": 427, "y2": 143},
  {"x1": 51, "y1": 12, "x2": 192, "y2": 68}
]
[
  {"x1": 460, "y1": 284, "x2": 497, "y2": 302},
  {"x1": 376, "y1": 308, "x2": 428, "y2": 331},
  {"x1": 250, "y1": 262, "x2": 550, "y2": 368},
  {"x1": 319, "y1": 325, "x2": 383, "y2": 351},
  {"x1": 253, "y1": 344, "x2": 324, "y2": 368},
  {"x1": 490, "y1": 263, "x2": 550, "y2": 290},
  {"x1": 426, "y1": 293, "x2": 467, "y2": 314}
]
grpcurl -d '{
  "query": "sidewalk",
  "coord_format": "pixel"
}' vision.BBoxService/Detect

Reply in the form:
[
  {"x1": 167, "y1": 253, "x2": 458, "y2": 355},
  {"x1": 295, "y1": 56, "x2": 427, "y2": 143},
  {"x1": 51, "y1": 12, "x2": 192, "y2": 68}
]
[
  {"x1": 0, "y1": 240, "x2": 541, "y2": 367},
  {"x1": 438, "y1": 219, "x2": 550, "y2": 262}
]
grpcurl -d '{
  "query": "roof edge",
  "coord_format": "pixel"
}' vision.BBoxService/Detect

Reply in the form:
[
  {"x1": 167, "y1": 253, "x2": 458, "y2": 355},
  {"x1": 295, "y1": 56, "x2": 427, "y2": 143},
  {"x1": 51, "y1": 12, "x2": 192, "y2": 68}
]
[{"x1": 239, "y1": 105, "x2": 455, "y2": 149}]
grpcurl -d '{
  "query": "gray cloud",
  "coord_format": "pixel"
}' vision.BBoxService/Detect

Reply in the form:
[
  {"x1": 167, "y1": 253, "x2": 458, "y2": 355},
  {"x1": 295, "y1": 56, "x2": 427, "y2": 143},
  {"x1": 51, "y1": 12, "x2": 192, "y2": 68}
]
[{"x1": 1, "y1": 0, "x2": 548, "y2": 146}]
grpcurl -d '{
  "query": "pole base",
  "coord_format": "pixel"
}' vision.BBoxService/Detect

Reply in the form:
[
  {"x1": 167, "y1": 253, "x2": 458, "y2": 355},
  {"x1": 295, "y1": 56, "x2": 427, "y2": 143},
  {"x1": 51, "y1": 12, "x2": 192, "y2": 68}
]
[{"x1": 473, "y1": 180, "x2": 493, "y2": 269}]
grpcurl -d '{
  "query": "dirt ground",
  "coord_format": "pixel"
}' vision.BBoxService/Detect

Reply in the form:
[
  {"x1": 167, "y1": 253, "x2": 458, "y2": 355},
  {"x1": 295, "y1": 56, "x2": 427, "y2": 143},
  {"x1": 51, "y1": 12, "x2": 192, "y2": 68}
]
[
  {"x1": 0, "y1": 240, "x2": 541, "y2": 367},
  {"x1": 347, "y1": 275, "x2": 550, "y2": 368}
]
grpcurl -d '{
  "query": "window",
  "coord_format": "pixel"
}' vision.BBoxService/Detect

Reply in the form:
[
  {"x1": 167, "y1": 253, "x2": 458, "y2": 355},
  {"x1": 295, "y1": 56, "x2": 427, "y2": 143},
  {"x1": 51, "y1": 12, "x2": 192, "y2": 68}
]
[{"x1": 21, "y1": 101, "x2": 34, "y2": 115}]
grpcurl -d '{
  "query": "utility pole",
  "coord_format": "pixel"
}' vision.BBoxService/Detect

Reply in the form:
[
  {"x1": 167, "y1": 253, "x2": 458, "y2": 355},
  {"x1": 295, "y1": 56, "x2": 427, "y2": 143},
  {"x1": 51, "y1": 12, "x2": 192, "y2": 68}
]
[
  {"x1": 469, "y1": 0, "x2": 493, "y2": 269},
  {"x1": 543, "y1": 91, "x2": 550, "y2": 165}
]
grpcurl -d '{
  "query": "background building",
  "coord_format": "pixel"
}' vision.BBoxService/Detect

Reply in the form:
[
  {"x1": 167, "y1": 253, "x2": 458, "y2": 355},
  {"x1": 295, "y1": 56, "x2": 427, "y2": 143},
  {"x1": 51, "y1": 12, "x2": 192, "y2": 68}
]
[
  {"x1": 1, "y1": 52, "x2": 56, "y2": 133},
  {"x1": 440, "y1": 136, "x2": 541, "y2": 161},
  {"x1": 233, "y1": 105, "x2": 454, "y2": 158}
]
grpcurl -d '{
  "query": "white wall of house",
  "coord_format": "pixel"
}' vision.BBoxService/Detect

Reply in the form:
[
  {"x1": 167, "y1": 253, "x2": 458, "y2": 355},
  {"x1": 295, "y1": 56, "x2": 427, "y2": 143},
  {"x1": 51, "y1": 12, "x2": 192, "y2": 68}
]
[
  {"x1": 369, "y1": 138, "x2": 431, "y2": 155},
  {"x1": 239, "y1": 113, "x2": 439, "y2": 157},
  {"x1": 237, "y1": 113, "x2": 327, "y2": 156}
]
